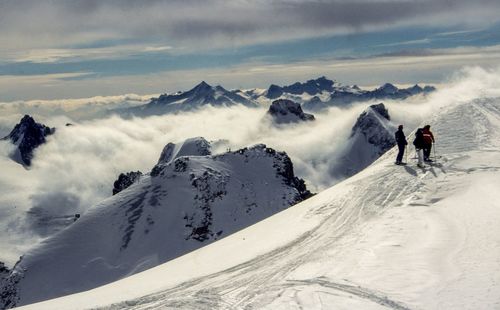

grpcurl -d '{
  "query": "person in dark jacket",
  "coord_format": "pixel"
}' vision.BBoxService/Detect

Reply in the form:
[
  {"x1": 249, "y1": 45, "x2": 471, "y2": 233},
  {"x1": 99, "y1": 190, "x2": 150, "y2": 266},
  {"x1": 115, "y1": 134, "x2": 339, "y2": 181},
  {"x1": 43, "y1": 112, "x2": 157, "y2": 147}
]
[
  {"x1": 413, "y1": 127, "x2": 425, "y2": 167},
  {"x1": 394, "y1": 125, "x2": 408, "y2": 165},
  {"x1": 422, "y1": 125, "x2": 435, "y2": 162}
]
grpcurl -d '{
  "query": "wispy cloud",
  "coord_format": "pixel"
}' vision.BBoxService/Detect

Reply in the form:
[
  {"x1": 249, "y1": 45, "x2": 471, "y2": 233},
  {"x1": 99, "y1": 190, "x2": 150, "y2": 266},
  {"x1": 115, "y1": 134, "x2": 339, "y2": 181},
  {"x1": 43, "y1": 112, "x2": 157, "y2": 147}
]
[
  {"x1": 1, "y1": 0, "x2": 500, "y2": 55},
  {"x1": 11, "y1": 45, "x2": 174, "y2": 64},
  {"x1": 376, "y1": 38, "x2": 432, "y2": 48}
]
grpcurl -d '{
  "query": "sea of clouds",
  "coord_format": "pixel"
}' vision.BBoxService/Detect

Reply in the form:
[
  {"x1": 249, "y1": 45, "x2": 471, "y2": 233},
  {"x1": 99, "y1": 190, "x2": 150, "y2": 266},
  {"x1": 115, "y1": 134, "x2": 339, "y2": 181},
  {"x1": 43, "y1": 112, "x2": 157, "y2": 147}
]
[{"x1": 1, "y1": 66, "x2": 499, "y2": 266}]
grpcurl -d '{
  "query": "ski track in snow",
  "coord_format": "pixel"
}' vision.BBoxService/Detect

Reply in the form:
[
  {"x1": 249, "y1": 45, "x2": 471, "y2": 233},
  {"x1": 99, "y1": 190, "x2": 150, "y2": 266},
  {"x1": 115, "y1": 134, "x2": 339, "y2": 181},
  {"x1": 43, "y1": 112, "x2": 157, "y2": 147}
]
[{"x1": 20, "y1": 98, "x2": 500, "y2": 310}]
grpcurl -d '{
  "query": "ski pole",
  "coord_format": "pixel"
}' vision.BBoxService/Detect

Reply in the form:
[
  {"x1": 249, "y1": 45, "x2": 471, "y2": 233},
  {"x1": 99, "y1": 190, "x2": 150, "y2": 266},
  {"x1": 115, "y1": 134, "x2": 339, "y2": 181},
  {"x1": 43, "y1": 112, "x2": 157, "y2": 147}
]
[
  {"x1": 433, "y1": 142, "x2": 436, "y2": 160},
  {"x1": 405, "y1": 145, "x2": 408, "y2": 163}
]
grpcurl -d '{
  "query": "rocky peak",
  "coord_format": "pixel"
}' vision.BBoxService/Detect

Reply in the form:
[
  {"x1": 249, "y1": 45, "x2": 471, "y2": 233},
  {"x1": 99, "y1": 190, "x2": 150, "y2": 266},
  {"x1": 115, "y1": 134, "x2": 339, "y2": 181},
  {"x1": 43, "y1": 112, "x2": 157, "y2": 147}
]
[
  {"x1": 407, "y1": 84, "x2": 423, "y2": 95},
  {"x1": 2, "y1": 115, "x2": 55, "y2": 166},
  {"x1": 266, "y1": 84, "x2": 284, "y2": 99},
  {"x1": 351, "y1": 103, "x2": 395, "y2": 154},
  {"x1": 378, "y1": 83, "x2": 398, "y2": 94},
  {"x1": 191, "y1": 81, "x2": 213, "y2": 95},
  {"x1": 267, "y1": 99, "x2": 315, "y2": 124},
  {"x1": 112, "y1": 171, "x2": 143, "y2": 195}
]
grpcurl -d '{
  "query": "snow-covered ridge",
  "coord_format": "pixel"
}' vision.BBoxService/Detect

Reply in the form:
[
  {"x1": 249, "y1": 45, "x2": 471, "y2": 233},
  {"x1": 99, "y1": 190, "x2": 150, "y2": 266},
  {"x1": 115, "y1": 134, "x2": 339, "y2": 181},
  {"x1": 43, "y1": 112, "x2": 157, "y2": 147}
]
[
  {"x1": 17, "y1": 95, "x2": 500, "y2": 310},
  {"x1": 0, "y1": 140, "x2": 312, "y2": 308}
]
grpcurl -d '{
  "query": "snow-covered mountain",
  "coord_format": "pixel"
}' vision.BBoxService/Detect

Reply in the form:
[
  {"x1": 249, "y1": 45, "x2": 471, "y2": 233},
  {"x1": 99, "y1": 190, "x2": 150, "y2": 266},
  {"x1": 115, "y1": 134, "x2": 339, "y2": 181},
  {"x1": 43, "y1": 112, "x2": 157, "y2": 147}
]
[
  {"x1": 0, "y1": 139, "x2": 312, "y2": 308},
  {"x1": 266, "y1": 99, "x2": 315, "y2": 124},
  {"x1": 1, "y1": 115, "x2": 55, "y2": 166},
  {"x1": 17, "y1": 91, "x2": 500, "y2": 310},
  {"x1": 125, "y1": 82, "x2": 258, "y2": 116},
  {"x1": 330, "y1": 103, "x2": 396, "y2": 179}
]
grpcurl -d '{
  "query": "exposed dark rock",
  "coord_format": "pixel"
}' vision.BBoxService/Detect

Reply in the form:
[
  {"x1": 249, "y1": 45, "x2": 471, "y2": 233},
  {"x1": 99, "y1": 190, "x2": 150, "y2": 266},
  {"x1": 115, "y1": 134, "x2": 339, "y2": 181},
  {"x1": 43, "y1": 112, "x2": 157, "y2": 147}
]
[
  {"x1": 351, "y1": 103, "x2": 396, "y2": 155},
  {"x1": 0, "y1": 261, "x2": 22, "y2": 309},
  {"x1": 0, "y1": 263, "x2": 9, "y2": 281},
  {"x1": 330, "y1": 103, "x2": 396, "y2": 180},
  {"x1": 267, "y1": 99, "x2": 315, "y2": 124},
  {"x1": 2, "y1": 115, "x2": 55, "y2": 166},
  {"x1": 112, "y1": 171, "x2": 143, "y2": 195},
  {"x1": 266, "y1": 84, "x2": 284, "y2": 99}
]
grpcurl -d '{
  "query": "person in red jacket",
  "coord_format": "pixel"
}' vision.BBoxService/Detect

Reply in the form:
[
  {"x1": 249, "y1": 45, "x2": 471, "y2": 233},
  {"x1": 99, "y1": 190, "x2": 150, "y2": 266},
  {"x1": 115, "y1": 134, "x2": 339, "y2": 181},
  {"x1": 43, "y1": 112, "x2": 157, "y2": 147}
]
[{"x1": 422, "y1": 125, "x2": 435, "y2": 162}]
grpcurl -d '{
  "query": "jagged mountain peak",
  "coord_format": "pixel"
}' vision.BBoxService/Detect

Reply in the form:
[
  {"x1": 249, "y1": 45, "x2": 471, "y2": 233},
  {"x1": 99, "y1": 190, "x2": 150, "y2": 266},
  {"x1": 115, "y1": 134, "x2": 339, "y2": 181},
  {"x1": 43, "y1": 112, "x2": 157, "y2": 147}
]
[
  {"x1": 191, "y1": 81, "x2": 213, "y2": 93},
  {"x1": 367, "y1": 102, "x2": 390, "y2": 121},
  {"x1": 378, "y1": 83, "x2": 398, "y2": 94},
  {"x1": 2, "y1": 115, "x2": 55, "y2": 166},
  {"x1": 351, "y1": 103, "x2": 393, "y2": 139}
]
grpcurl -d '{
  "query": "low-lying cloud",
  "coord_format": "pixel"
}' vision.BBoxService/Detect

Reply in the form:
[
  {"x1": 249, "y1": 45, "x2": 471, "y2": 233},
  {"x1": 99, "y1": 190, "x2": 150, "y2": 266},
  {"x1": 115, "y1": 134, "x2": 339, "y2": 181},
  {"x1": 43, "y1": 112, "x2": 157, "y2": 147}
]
[{"x1": 1, "y1": 66, "x2": 500, "y2": 266}]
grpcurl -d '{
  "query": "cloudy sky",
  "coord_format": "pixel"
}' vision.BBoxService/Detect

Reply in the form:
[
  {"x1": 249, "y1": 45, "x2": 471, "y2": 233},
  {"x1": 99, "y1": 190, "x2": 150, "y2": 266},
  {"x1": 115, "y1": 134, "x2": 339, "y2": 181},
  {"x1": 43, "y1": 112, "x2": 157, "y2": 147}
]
[{"x1": 1, "y1": 0, "x2": 500, "y2": 100}]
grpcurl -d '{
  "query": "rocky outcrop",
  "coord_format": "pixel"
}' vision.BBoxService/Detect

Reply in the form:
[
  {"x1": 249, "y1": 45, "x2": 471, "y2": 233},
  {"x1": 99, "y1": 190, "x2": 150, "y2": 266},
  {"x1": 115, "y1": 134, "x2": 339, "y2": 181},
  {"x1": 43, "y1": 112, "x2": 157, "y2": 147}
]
[
  {"x1": 267, "y1": 99, "x2": 315, "y2": 124},
  {"x1": 330, "y1": 103, "x2": 396, "y2": 179},
  {"x1": 2, "y1": 115, "x2": 55, "y2": 166},
  {"x1": 112, "y1": 171, "x2": 144, "y2": 195},
  {"x1": 350, "y1": 103, "x2": 395, "y2": 154},
  {"x1": 0, "y1": 262, "x2": 21, "y2": 309}
]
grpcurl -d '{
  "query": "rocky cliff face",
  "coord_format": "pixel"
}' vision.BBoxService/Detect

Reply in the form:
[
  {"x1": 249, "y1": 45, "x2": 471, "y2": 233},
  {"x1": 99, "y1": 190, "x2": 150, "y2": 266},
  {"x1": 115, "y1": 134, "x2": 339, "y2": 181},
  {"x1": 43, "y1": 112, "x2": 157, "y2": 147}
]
[
  {"x1": 1, "y1": 139, "x2": 312, "y2": 308},
  {"x1": 2, "y1": 115, "x2": 55, "y2": 166},
  {"x1": 112, "y1": 171, "x2": 143, "y2": 195},
  {"x1": 350, "y1": 103, "x2": 395, "y2": 154},
  {"x1": 330, "y1": 103, "x2": 396, "y2": 179}
]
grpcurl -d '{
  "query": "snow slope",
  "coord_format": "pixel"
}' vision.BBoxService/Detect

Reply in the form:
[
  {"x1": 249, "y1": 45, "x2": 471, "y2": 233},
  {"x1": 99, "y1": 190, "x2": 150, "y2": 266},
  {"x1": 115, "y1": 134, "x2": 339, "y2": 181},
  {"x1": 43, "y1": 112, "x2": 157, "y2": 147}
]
[
  {"x1": 18, "y1": 97, "x2": 500, "y2": 309},
  {"x1": 2, "y1": 142, "x2": 311, "y2": 308}
]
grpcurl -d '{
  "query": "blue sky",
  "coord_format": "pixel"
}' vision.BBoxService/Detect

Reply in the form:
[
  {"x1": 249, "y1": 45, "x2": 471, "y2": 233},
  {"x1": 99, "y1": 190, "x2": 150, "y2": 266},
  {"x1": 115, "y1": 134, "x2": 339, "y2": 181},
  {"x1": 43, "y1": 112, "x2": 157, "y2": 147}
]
[{"x1": 1, "y1": 0, "x2": 500, "y2": 101}]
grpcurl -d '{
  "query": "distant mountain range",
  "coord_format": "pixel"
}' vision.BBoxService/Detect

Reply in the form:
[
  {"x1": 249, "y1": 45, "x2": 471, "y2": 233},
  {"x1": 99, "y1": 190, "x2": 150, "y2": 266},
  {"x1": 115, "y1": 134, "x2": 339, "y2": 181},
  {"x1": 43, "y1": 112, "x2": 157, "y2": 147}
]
[{"x1": 119, "y1": 77, "x2": 435, "y2": 116}]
